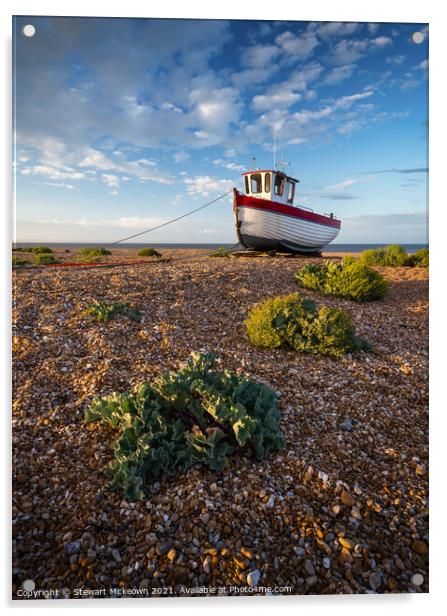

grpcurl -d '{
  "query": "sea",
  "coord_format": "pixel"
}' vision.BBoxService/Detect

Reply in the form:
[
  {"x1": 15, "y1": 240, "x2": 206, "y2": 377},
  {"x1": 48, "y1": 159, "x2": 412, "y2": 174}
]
[{"x1": 13, "y1": 242, "x2": 429, "y2": 253}]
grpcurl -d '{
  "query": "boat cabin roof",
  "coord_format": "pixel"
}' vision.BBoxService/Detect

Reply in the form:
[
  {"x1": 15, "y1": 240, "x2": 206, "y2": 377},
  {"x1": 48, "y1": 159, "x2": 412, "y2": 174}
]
[{"x1": 242, "y1": 169, "x2": 300, "y2": 184}]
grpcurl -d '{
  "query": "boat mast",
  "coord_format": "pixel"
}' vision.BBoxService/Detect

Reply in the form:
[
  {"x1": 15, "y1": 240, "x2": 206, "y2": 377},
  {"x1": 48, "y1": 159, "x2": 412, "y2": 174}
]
[{"x1": 273, "y1": 126, "x2": 276, "y2": 171}]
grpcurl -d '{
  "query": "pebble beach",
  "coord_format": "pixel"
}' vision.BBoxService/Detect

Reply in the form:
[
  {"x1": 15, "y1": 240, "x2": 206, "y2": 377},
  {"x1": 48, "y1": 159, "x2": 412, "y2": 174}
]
[{"x1": 12, "y1": 248, "x2": 429, "y2": 598}]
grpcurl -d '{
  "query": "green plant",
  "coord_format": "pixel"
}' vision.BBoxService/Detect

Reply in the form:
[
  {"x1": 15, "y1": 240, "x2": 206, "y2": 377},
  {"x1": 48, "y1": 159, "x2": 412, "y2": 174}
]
[
  {"x1": 34, "y1": 253, "x2": 57, "y2": 265},
  {"x1": 245, "y1": 293, "x2": 370, "y2": 357},
  {"x1": 85, "y1": 353, "x2": 284, "y2": 500},
  {"x1": 79, "y1": 247, "x2": 111, "y2": 262},
  {"x1": 12, "y1": 256, "x2": 30, "y2": 266},
  {"x1": 84, "y1": 300, "x2": 141, "y2": 323},
  {"x1": 360, "y1": 244, "x2": 409, "y2": 267},
  {"x1": 295, "y1": 258, "x2": 388, "y2": 302},
  {"x1": 209, "y1": 246, "x2": 231, "y2": 258},
  {"x1": 407, "y1": 248, "x2": 429, "y2": 267},
  {"x1": 13, "y1": 246, "x2": 52, "y2": 253},
  {"x1": 137, "y1": 247, "x2": 162, "y2": 257},
  {"x1": 33, "y1": 245, "x2": 53, "y2": 254}
]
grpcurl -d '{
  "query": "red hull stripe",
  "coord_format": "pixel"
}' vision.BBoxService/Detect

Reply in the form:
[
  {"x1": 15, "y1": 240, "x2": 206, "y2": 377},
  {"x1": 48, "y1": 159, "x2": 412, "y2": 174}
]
[{"x1": 235, "y1": 194, "x2": 341, "y2": 229}]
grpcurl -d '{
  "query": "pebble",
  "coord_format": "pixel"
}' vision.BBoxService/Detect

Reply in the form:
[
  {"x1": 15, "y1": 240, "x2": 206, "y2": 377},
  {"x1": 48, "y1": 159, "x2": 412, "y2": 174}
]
[
  {"x1": 247, "y1": 569, "x2": 261, "y2": 587},
  {"x1": 412, "y1": 540, "x2": 428, "y2": 555},
  {"x1": 369, "y1": 571, "x2": 383, "y2": 591},
  {"x1": 241, "y1": 547, "x2": 254, "y2": 560},
  {"x1": 415, "y1": 464, "x2": 427, "y2": 476},
  {"x1": 304, "y1": 560, "x2": 315, "y2": 576},
  {"x1": 323, "y1": 558, "x2": 331, "y2": 569},
  {"x1": 306, "y1": 575, "x2": 317, "y2": 587},
  {"x1": 64, "y1": 541, "x2": 81, "y2": 556},
  {"x1": 341, "y1": 490, "x2": 354, "y2": 506},
  {"x1": 340, "y1": 420, "x2": 353, "y2": 432},
  {"x1": 156, "y1": 542, "x2": 171, "y2": 556},
  {"x1": 203, "y1": 555, "x2": 211, "y2": 574},
  {"x1": 112, "y1": 549, "x2": 121, "y2": 563},
  {"x1": 338, "y1": 537, "x2": 355, "y2": 550},
  {"x1": 351, "y1": 506, "x2": 361, "y2": 519},
  {"x1": 411, "y1": 573, "x2": 424, "y2": 586},
  {"x1": 201, "y1": 512, "x2": 210, "y2": 525},
  {"x1": 167, "y1": 548, "x2": 177, "y2": 562}
]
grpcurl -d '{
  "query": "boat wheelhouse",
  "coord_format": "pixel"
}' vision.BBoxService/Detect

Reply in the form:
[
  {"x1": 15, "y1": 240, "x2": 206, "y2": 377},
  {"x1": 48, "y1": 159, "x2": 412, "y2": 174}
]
[{"x1": 233, "y1": 168, "x2": 341, "y2": 254}]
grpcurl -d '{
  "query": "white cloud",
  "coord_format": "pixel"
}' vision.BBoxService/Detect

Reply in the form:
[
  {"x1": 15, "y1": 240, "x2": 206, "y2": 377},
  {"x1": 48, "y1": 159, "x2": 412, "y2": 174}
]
[
  {"x1": 329, "y1": 39, "x2": 368, "y2": 64},
  {"x1": 213, "y1": 159, "x2": 245, "y2": 171},
  {"x1": 372, "y1": 36, "x2": 392, "y2": 48},
  {"x1": 309, "y1": 22, "x2": 360, "y2": 39},
  {"x1": 224, "y1": 148, "x2": 236, "y2": 158},
  {"x1": 337, "y1": 121, "x2": 362, "y2": 135},
  {"x1": 326, "y1": 175, "x2": 375, "y2": 190},
  {"x1": 242, "y1": 44, "x2": 281, "y2": 68},
  {"x1": 329, "y1": 36, "x2": 392, "y2": 65},
  {"x1": 386, "y1": 54, "x2": 406, "y2": 65},
  {"x1": 41, "y1": 182, "x2": 75, "y2": 190},
  {"x1": 323, "y1": 63, "x2": 356, "y2": 84},
  {"x1": 20, "y1": 165, "x2": 85, "y2": 180},
  {"x1": 335, "y1": 91, "x2": 373, "y2": 108},
  {"x1": 252, "y1": 91, "x2": 302, "y2": 112},
  {"x1": 184, "y1": 175, "x2": 234, "y2": 197},
  {"x1": 292, "y1": 106, "x2": 334, "y2": 125},
  {"x1": 102, "y1": 173, "x2": 120, "y2": 188},
  {"x1": 173, "y1": 151, "x2": 190, "y2": 163},
  {"x1": 231, "y1": 67, "x2": 277, "y2": 88},
  {"x1": 121, "y1": 95, "x2": 152, "y2": 117},
  {"x1": 401, "y1": 77, "x2": 419, "y2": 90},
  {"x1": 416, "y1": 60, "x2": 428, "y2": 71},
  {"x1": 327, "y1": 178, "x2": 360, "y2": 190},
  {"x1": 79, "y1": 148, "x2": 116, "y2": 170},
  {"x1": 31, "y1": 216, "x2": 168, "y2": 228},
  {"x1": 275, "y1": 31, "x2": 319, "y2": 59}
]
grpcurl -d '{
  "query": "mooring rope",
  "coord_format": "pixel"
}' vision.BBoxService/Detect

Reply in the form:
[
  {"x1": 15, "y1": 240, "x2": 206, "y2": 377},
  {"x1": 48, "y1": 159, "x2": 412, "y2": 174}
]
[{"x1": 106, "y1": 189, "x2": 233, "y2": 247}]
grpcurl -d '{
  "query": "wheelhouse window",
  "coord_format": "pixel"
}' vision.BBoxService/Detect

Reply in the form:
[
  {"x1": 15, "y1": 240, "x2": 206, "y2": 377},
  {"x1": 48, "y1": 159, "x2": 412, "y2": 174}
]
[
  {"x1": 274, "y1": 173, "x2": 285, "y2": 196},
  {"x1": 264, "y1": 172, "x2": 271, "y2": 193},
  {"x1": 287, "y1": 181, "x2": 295, "y2": 204},
  {"x1": 250, "y1": 173, "x2": 262, "y2": 194},
  {"x1": 244, "y1": 175, "x2": 250, "y2": 195}
]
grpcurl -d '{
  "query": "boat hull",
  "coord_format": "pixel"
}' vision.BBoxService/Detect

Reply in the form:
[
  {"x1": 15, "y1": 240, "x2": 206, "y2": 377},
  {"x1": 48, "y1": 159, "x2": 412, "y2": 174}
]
[{"x1": 233, "y1": 190, "x2": 341, "y2": 254}]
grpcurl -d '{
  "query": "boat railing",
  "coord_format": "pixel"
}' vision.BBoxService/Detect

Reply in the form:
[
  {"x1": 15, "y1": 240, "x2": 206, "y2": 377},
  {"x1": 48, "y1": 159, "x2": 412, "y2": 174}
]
[{"x1": 296, "y1": 204, "x2": 314, "y2": 212}]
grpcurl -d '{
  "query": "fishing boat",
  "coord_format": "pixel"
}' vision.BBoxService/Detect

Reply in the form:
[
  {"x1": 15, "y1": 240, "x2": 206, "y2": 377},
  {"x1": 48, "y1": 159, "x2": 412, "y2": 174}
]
[{"x1": 233, "y1": 167, "x2": 341, "y2": 254}]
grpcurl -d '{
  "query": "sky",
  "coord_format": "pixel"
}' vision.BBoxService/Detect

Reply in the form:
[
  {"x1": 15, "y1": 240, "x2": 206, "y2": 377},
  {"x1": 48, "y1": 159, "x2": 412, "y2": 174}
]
[{"x1": 13, "y1": 16, "x2": 428, "y2": 244}]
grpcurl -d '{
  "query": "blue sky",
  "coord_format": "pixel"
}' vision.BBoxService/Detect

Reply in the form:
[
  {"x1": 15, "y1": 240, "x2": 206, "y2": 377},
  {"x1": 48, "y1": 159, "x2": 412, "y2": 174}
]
[{"x1": 13, "y1": 16, "x2": 428, "y2": 243}]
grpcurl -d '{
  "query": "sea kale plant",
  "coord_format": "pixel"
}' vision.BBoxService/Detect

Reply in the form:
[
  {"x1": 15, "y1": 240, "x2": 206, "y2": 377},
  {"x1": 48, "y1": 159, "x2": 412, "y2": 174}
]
[
  {"x1": 85, "y1": 353, "x2": 284, "y2": 500},
  {"x1": 84, "y1": 300, "x2": 141, "y2": 323},
  {"x1": 295, "y1": 258, "x2": 388, "y2": 302},
  {"x1": 245, "y1": 292, "x2": 370, "y2": 357}
]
